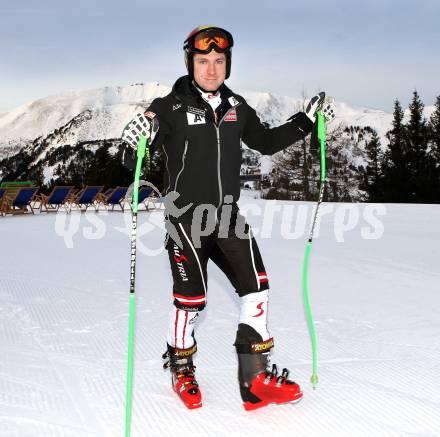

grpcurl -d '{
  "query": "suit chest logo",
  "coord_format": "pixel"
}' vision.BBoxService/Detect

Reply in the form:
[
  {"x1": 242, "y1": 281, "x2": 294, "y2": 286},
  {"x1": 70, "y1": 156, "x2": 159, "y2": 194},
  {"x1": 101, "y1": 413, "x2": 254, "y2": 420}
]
[
  {"x1": 224, "y1": 108, "x2": 237, "y2": 122},
  {"x1": 187, "y1": 112, "x2": 206, "y2": 125},
  {"x1": 228, "y1": 96, "x2": 240, "y2": 107},
  {"x1": 187, "y1": 106, "x2": 206, "y2": 125}
]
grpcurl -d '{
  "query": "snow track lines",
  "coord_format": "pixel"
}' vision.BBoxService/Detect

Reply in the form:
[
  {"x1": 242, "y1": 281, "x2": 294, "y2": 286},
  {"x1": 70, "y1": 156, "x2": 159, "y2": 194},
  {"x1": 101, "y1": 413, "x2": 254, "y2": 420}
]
[{"x1": 1, "y1": 207, "x2": 440, "y2": 436}]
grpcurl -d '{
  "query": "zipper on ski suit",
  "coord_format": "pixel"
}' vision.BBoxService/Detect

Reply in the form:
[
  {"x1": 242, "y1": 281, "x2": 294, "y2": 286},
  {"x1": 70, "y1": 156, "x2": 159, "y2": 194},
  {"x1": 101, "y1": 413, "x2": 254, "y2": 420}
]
[
  {"x1": 163, "y1": 145, "x2": 171, "y2": 194},
  {"x1": 174, "y1": 139, "x2": 188, "y2": 192},
  {"x1": 215, "y1": 103, "x2": 241, "y2": 212}
]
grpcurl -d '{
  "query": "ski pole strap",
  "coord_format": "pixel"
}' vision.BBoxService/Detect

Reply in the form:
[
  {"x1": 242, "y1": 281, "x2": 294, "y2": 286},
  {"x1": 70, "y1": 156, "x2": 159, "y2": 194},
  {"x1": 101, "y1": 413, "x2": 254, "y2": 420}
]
[{"x1": 302, "y1": 110, "x2": 326, "y2": 389}]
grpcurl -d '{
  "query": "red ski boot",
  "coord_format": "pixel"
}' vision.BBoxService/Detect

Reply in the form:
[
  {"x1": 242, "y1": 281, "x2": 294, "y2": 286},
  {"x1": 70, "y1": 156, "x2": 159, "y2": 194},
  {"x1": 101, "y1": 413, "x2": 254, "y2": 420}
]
[
  {"x1": 243, "y1": 364, "x2": 303, "y2": 411},
  {"x1": 163, "y1": 343, "x2": 202, "y2": 409},
  {"x1": 171, "y1": 365, "x2": 202, "y2": 409},
  {"x1": 234, "y1": 323, "x2": 303, "y2": 411}
]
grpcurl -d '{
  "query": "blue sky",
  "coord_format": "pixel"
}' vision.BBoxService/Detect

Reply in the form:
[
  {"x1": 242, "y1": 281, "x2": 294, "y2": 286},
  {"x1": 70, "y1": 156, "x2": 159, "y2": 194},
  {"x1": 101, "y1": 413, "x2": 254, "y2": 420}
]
[{"x1": 1, "y1": 0, "x2": 439, "y2": 112}]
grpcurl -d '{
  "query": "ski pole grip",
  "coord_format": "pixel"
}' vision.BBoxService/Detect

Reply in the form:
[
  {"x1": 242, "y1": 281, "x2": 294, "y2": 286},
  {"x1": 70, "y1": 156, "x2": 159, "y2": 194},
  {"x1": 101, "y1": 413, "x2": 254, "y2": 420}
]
[
  {"x1": 317, "y1": 112, "x2": 326, "y2": 182},
  {"x1": 136, "y1": 136, "x2": 147, "y2": 160},
  {"x1": 133, "y1": 136, "x2": 147, "y2": 212}
]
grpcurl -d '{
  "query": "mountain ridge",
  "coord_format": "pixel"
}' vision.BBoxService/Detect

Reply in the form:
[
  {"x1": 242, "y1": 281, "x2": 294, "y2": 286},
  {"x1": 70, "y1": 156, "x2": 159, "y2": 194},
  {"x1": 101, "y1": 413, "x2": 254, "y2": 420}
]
[{"x1": 2, "y1": 80, "x2": 433, "y2": 160}]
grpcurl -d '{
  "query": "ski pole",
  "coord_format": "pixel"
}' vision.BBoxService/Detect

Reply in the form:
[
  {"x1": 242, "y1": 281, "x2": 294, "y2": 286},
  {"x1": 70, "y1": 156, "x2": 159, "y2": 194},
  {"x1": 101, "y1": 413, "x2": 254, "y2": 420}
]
[
  {"x1": 125, "y1": 135, "x2": 149, "y2": 437},
  {"x1": 302, "y1": 111, "x2": 326, "y2": 389}
]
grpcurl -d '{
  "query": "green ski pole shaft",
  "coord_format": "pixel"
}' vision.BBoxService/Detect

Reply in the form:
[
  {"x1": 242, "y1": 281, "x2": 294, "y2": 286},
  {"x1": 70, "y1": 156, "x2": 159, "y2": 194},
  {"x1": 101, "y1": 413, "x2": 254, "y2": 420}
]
[
  {"x1": 125, "y1": 136, "x2": 148, "y2": 437},
  {"x1": 302, "y1": 111, "x2": 326, "y2": 389}
]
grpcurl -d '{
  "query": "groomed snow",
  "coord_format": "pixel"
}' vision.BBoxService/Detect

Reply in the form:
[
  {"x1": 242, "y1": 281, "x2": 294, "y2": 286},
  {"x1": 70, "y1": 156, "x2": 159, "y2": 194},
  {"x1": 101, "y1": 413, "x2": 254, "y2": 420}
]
[{"x1": 1, "y1": 197, "x2": 439, "y2": 436}]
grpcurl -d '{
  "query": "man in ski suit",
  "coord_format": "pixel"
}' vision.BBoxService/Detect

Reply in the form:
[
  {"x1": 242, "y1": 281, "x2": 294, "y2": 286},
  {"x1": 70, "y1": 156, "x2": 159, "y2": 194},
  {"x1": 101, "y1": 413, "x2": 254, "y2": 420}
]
[{"x1": 122, "y1": 25, "x2": 335, "y2": 410}]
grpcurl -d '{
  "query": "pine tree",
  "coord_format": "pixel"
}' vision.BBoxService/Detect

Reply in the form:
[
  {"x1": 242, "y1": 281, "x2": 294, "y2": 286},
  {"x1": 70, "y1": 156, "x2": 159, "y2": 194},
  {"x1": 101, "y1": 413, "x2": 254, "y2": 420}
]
[
  {"x1": 382, "y1": 99, "x2": 410, "y2": 202},
  {"x1": 362, "y1": 129, "x2": 383, "y2": 201},
  {"x1": 406, "y1": 91, "x2": 429, "y2": 202},
  {"x1": 427, "y1": 95, "x2": 440, "y2": 202},
  {"x1": 429, "y1": 96, "x2": 440, "y2": 162}
]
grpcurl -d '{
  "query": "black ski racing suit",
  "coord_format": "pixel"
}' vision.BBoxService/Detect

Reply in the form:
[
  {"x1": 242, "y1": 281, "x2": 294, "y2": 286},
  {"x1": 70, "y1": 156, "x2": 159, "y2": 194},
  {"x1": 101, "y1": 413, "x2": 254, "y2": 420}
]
[{"x1": 144, "y1": 75, "x2": 313, "y2": 313}]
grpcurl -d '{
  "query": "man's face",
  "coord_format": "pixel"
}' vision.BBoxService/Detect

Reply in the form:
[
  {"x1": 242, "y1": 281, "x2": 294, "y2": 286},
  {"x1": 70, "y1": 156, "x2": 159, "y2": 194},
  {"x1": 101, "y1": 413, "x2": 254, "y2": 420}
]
[{"x1": 193, "y1": 50, "x2": 226, "y2": 91}]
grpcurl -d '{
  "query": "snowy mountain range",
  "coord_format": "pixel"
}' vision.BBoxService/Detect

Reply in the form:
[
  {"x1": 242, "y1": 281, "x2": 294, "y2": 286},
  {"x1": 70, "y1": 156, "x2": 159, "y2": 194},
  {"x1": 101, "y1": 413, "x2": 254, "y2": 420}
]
[
  {"x1": 0, "y1": 82, "x2": 435, "y2": 188},
  {"x1": 1, "y1": 81, "x2": 435, "y2": 157}
]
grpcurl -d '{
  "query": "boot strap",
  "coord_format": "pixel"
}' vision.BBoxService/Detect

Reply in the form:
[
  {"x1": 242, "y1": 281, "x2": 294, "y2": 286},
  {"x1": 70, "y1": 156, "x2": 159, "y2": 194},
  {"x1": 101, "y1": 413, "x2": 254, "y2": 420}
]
[
  {"x1": 235, "y1": 337, "x2": 274, "y2": 354},
  {"x1": 163, "y1": 343, "x2": 197, "y2": 369}
]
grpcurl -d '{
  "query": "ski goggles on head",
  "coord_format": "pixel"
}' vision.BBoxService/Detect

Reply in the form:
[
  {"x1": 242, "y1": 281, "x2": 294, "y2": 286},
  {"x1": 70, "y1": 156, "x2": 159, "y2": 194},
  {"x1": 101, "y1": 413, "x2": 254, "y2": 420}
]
[{"x1": 187, "y1": 26, "x2": 233, "y2": 53}]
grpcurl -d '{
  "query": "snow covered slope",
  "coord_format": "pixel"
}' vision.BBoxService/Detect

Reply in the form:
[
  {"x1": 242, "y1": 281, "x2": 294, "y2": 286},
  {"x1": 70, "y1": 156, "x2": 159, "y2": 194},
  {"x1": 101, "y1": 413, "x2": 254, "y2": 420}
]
[{"x1": 1, "y1": 198, "x2": 439, "y2": 436}]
